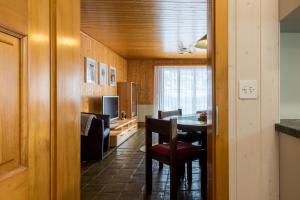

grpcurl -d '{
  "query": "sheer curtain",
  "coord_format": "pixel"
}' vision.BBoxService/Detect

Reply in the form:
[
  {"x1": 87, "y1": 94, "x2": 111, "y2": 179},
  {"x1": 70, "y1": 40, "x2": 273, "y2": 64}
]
[{"x1": 154, "y1": 66, "x2": 207, "y2": 116}]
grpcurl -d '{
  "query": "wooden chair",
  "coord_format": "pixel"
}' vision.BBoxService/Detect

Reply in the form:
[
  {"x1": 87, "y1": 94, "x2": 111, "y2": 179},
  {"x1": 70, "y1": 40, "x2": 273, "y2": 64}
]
[
  {"x1": 145, "y1": 116, "x2": 204, "y2": 200},
  {"x1": 158, "y1": 109, "x2": 183, "y2": 119},
  {"x1": 158, "y1": 109, "x2": 207, "y2": 198},
  {"x1": 158, "y1": 109, "x2": 202, "y2": 144},
  {"x1": 158, "y1": 109, "x2": 203, "y2": 154}
]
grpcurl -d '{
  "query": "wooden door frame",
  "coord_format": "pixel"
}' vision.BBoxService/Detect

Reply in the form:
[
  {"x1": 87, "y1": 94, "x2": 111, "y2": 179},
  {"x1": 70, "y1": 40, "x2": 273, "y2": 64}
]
[
  {"x1": 207, "y1": 0, "x2": 229, "y2": 200},
  {"x1": 50, "y1": 0, "x2": 81, "y2": 199}
]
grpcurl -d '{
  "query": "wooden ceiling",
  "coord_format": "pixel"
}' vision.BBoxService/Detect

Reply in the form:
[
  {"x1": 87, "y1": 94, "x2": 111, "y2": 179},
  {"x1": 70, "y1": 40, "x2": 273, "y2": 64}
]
[{"x1": 81, "y1": 0, "x2": 207, "y2": 59}]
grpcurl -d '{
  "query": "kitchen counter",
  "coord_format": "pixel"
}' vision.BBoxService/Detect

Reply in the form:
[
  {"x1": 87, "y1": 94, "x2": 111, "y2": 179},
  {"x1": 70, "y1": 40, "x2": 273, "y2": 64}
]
[
  {"x1": 277, "y1": 119, "x2": 300, "y2": 200},
  {"x1": 275, "y1": 119, "x2": 300, "y2": 138}
]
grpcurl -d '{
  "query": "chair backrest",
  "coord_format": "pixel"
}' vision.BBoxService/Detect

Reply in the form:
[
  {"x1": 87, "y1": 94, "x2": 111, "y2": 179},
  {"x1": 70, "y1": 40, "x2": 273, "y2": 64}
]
[
  {"x1": 196, "y1": 110, "x2": 207, "y2": 114},
  {"x1": 158, "y1": 109, "x2": 182, "y2": 119},
  {"x1": 145, "y1": 116, "x2": 177, "y2": 150}
]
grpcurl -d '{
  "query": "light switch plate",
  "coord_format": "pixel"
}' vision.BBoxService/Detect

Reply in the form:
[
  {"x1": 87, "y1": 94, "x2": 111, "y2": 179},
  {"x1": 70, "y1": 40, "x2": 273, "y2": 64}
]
[{"x1": 239, "y1": 80, "x2": 258, "y2": 99}]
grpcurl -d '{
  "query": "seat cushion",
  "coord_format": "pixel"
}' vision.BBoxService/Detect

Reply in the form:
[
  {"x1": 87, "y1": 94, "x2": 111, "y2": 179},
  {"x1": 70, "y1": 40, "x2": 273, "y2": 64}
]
[
  {"x1": 150, "y1": 141, "x2": 202, "y2": 161},
  {"x1": 103, "y1": 128, "x2": 110, "y2": 137}
]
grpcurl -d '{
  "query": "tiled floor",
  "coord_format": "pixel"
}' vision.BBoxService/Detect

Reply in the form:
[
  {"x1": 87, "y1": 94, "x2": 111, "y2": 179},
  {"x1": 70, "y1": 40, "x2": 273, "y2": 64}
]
[{"x1": 81, "y1": 129, "x2": 203, "y2": 200}]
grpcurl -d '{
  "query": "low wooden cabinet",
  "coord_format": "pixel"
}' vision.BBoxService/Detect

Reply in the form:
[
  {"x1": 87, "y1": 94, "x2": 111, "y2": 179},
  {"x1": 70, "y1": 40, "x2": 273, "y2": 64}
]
[{"x1": 110, "y1": 118, "x2": 138, "y2": 147}]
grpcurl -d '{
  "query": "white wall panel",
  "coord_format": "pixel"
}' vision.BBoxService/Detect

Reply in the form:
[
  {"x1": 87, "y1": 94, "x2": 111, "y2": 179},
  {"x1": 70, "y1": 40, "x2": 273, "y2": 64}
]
[
  {"x1": 280, "y1": 33, "x2": 300, "y2": 119},
  {"x1": 229, "y1": 0, "x2": 280, "y2": 199}
]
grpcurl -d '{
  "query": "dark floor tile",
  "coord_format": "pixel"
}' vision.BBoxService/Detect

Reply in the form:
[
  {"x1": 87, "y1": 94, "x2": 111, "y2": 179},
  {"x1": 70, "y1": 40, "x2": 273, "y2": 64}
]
[
  {"x1": 116, "y1": 175, "x2": 132, "y2": 183},
  {"x1": 90, "y1": 174, "x2": 114, "y2": 184},
  {"x1": 119, "y1": 168, "x2": 136, "y2": 175},
  {"x1": 119, "y1": 192, "x2": 142, "y2": 200},
  {"x1": 142, "y1": 192, "x2": 165, "y2": 200},
  {"x1": 81, "y1": 191, "x2": 97, "y2": 200},
  {"x1": 152, "y1": 174, "x2": 169, "y2": 183},
  {"x1": 93, "y1": 192, "x2": 121, "y2": 200},
  {"x1": 152, "y1": 182, "x2": 167, "y2": 192},
  {"x1": 101, "y1": 183, "x2": 126, "y2": 193},
  {"x1": 99, "y1": 168, "x2": 120, "y2": 176},
  {"x1": 124, "y1": 183, "x2": 145, "y2": 193},
  {"x1": 81, "y1": 129, "x2": 203, "y2": 200},
  {"x1": 108, "y1": 163, "x2": 125, "y2": 169},
  {"x1": 130, "y1": 174, "x2": 146, "y2": 183},
  {"x1": 164, "y1": 191, "x2": 195, "y2": 200},
  {"x1": 82, "y1": 184, "x2": 104, "y2": 193},
  {"x1": 81, "y1": 176, "x2": 94, "y2": 188}
]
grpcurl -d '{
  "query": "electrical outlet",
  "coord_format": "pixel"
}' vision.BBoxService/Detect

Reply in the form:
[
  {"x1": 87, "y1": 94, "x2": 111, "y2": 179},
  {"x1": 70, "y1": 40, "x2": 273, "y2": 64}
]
[{"x1": 239, "y1": 80, "x2": 258, "y2": 99}]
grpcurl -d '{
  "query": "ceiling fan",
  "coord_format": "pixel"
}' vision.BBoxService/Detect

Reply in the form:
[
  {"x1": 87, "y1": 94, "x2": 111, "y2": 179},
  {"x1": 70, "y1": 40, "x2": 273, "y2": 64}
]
[
  {"x1": 177, "y1": 41, "x2": 194, "y2": 54},
  {"x1": 177, "y1": 34, "x2": 208, "y2": 54}
]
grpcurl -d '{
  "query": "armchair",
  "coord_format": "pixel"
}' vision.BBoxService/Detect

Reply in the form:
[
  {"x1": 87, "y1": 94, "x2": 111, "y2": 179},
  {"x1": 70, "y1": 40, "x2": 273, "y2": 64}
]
[{"x1": 81, "y1": 112, "x2": 110, "y2": 161}]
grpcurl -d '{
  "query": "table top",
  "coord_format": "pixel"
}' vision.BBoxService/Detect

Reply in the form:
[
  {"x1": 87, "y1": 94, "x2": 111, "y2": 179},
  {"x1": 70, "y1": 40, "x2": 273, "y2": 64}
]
[{"x1": 163, "y1": 114, "x2": 207, "y2": 132}]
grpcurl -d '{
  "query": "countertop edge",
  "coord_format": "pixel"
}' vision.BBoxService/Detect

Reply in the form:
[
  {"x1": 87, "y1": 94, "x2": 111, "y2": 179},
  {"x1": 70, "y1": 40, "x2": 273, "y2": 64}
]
[{"x1": 275, "y1": 120, "x2": 300, "y2": 139}]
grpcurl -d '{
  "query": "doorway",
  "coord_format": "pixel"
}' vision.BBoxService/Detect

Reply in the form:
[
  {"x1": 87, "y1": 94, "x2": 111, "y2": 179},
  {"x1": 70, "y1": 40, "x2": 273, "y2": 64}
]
[{"x1": 79, "y1": 0, "x2": 228, "y2": 200}]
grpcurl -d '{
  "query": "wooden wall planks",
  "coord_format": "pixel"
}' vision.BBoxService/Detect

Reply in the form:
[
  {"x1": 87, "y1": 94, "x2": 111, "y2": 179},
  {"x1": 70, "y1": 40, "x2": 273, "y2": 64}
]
[
  {"x1": 279, "y1": 0, "x2": 300, "y2": 20},
  {"x1": 81, "y1": 32, "x2": 127, "y2": 113},
  {"x1": 228, "y1": 0, "x2": 279, "y2": 200},
  {"x1": 0, "y1": 0, "x2": 27, "y2": 35},
  {"x1": 81, "y1": 0, "x2": 207, "y2": 59},
  {"x1": 127, "y1": 59, "x2": 207, "y2": 105}
]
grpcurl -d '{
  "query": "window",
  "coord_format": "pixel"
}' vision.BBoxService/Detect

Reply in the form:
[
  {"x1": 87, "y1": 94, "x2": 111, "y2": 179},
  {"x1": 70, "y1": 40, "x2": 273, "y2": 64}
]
[{"x1": 154, "y1": 66, "x2": 207, "y2": 115}]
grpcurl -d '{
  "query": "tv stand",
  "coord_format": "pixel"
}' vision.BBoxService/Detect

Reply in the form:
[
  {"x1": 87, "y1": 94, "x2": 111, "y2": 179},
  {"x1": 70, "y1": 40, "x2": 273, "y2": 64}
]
[
  {"x1": 110, "y1": 120, "x2": 119, "y2": 125},
  {"x1": 109, "y1": 117, "x2": 138, "y2": 147}
]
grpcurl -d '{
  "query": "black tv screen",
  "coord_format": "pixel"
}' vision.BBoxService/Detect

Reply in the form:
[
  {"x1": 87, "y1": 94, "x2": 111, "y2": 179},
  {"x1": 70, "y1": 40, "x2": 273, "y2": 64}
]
[{"x1": 102, "y1": 96, "x2": 119, "y2": 120}]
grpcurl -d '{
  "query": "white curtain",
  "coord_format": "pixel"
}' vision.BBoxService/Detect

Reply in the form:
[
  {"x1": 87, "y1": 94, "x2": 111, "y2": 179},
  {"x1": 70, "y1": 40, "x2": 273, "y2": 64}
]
[{"x1": 154, "y1": 66, "x2": 207, "y2": 116}]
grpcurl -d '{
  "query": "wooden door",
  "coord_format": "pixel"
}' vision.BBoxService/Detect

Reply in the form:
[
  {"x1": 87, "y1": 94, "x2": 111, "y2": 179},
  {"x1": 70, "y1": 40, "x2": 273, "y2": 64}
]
[
  {"x1": 0, "y1": 0, "x2": 81, "y2": 199},
  {"x1": 0, "y1": 0, "x2": 52, "y2": 199},
  {"x1": 0, "y1": 30, "x2": 29, "y2": 200},
  {"x1": 206, "y1": 0, "x2": 229, "y2": 200}
]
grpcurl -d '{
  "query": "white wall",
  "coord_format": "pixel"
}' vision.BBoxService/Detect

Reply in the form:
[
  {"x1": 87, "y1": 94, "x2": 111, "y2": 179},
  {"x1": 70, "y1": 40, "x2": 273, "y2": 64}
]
[
  {"x1": 229, "y1": 0, "x2": 280, "y2": 200},
  {"x1": 280, "y1": 33, "x2": 300, "y2": 119},
  {"x1": 137, "y1": 104, "x2": 154, "y2": 122}
]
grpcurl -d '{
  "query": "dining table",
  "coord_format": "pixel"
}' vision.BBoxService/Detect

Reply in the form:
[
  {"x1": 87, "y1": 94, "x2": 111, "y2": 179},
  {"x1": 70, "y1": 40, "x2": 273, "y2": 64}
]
[{"x1": 162, "y1": 114, "x2": 208, "y2": 133}]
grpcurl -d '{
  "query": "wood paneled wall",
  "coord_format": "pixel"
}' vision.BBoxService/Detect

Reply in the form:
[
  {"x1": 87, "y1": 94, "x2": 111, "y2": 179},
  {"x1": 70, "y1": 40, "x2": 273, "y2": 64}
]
[
  {"x1": 228, "y1": 0, "x2": 279, "y2": 200},
  {"x1": 81, "y1": 32, "x2": 127, "y2": 113},
  {"x1": 127, "y1": 59, "x2": 207, "y2": 105},
  {"x1": 0, "y1": 0, "x2": 27, "y2": 35}
]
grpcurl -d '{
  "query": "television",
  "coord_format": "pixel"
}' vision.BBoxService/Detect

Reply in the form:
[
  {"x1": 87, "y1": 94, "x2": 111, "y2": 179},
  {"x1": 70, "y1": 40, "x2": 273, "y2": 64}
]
[{"x1": 102, "y1": 96, "x2": 119, "y2": 121}]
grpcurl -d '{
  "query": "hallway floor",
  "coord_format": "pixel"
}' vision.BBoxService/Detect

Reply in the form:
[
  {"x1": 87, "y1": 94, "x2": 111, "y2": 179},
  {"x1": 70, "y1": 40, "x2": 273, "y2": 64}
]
[{"x1": 81, "y1": 129, "x2": 203, "y2": 200}]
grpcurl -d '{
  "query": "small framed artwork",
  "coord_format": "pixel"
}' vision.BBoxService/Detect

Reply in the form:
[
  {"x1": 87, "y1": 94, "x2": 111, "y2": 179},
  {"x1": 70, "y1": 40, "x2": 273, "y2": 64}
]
[
  {"x1": 85, "y1": 57, "x2": 97, "y2": 84},
  {"x1": 110, "y1": 66, "x2": 117, "y2": 86},
  {"x1": 99, "y1": 63, "x2": 107, "y2": 85}
]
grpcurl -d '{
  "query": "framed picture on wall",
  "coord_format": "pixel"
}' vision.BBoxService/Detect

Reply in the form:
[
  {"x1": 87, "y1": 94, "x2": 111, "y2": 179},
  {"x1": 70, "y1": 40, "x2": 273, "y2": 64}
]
[
  {"x1": 110, "y1": 66, "x2": 117, "y2": 86},
  {"x1": 99, "y1": 63, "x2": 107, "y2": 85},
  {"x1": 85, "y1": 57, "x2": 97, "y2": 84}
]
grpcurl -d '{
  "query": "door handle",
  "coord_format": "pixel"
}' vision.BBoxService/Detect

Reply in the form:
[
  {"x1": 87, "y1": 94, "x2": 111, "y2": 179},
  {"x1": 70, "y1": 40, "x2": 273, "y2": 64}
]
[{"x1": 216, "y1": 106, "x2": 219, "y2": 136}]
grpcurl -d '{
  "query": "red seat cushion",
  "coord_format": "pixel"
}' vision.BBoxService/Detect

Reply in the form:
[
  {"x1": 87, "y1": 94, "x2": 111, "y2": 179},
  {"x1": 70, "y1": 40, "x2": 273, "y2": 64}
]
[{"x1": 150, "y1": 141, "x2": 202, "y2": 161}]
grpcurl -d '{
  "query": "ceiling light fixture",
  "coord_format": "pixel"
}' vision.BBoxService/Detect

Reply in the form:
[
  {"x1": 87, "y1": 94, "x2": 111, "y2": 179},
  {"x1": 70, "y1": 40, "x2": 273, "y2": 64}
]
[{"x1": 195, "y1": 34, "x2": 207, "y2": 49}]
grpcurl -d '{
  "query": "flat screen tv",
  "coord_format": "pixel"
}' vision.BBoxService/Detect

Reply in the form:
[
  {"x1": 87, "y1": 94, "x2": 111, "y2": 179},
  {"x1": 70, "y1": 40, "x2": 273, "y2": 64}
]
[{"x1": 102, "y1": 96, "x2": 119, "y2": 120}]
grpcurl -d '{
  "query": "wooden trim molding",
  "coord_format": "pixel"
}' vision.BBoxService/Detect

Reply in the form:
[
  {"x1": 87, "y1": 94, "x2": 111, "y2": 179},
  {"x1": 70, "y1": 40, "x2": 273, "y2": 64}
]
[
  {"x1": 50, "y1": 0, "x2": 81, "y2": 199},
  {"x1": 207, "y1": 0, "x2": 229, "y2": 199},
  {"x1": 214, "y1": 0, "x2": 229, "y2": 199}
]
